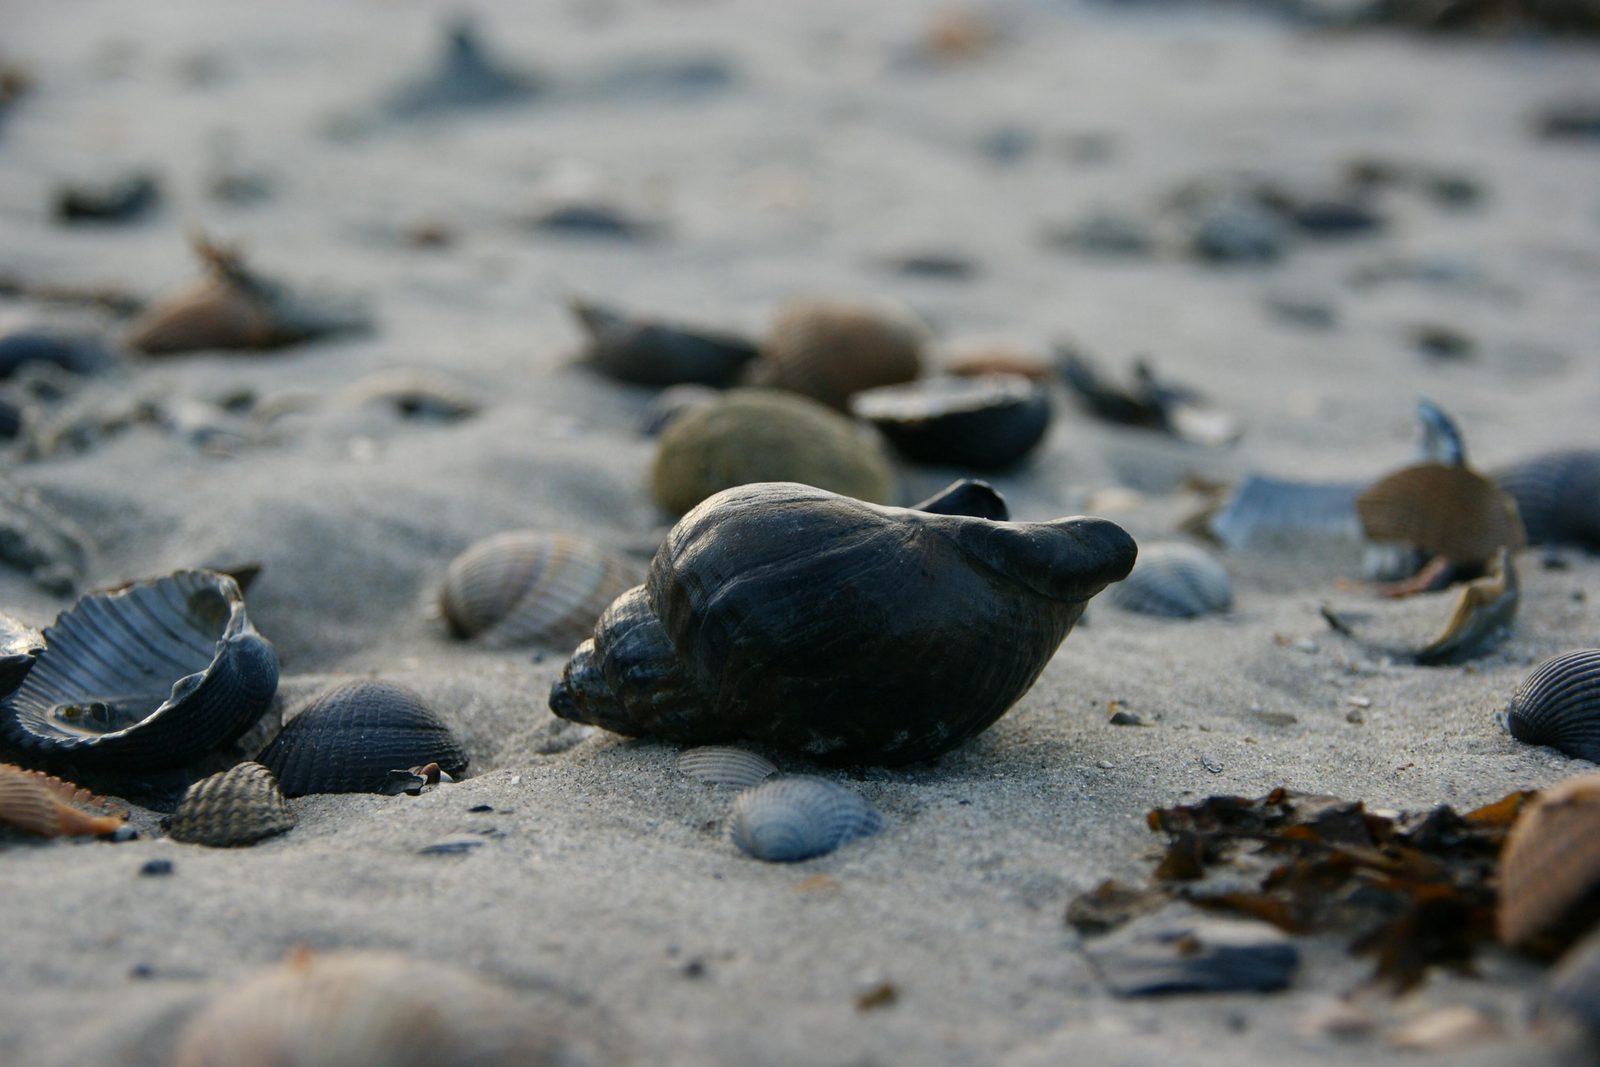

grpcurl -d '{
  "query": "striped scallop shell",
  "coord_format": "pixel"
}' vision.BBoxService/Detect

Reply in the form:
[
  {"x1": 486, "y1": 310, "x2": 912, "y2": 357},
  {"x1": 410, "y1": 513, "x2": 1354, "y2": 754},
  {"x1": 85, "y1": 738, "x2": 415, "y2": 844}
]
[
  {"x1": 729, "y1": 775, "x2": 885, "y2": 862},
  {"x1": 1506, "y1": 649, "x2": 1600, "y2": 763},
  {"x1": 676, "y1": 746, "x2": 778, "y2": 789},
  {"x1": 440, "y1": 531, "x2": 642, "y2": 649},
  {"x1": 0, "y1": 611, "x2": 43, "y2": 699},
  {"x1": 259, "y1": 681, "x2": 467, "y2": 797},
  {"x1": 1496, "y1": 772, "x2": 1600, "y2": 952},
  {"x1": 1356, "y1": 462, "x2": 1524, "y2": 562},
  {"x1": 1109, "y1": 543, "x2": 1232, "y2": 618},
  {"x1": 0, "y1": 762, "x2": 124, "y2": 837},
  {"x1": 1491, "y1": 448, "x2": 1600, "y2": 549},
  {"x1": 757, "y1": 298, "x2": 926, "y2": 411},
  {"x1": 167, "y1": 761, "x2": 294, "y2": 847}
]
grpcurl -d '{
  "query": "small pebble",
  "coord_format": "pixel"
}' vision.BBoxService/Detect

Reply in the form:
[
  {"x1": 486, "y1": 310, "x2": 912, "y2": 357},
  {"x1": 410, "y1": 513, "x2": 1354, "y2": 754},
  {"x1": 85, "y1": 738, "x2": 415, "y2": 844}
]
[
  {"x1": 139, "y1": 859, "x2": 174, "y2": 877},
  {"x1": 855, "y1": 981, "x2": 900, "y2": 1011},
  {"x1": 468, "y1": 804, "x2": 494, "y2": 813},
  {"x1": 1109, "y1": 710, "x2": 1145, "y2": 726},
  {"x1": 1346, "y1": 696, "x2": 1371, "y2": 708},
  {"x1": 1387, "y1": 1005, "x2": 1501, "y2": 1052},
  {"x1": 1346, "y1": 708, "x2": 1365, "y2": 724},
  {"x1": 1199, "y1": 757, "x2": 1224, "y2": 774},
  {"x1": 1293, "y1": 639, "x2": 1319, "y2": 654}
]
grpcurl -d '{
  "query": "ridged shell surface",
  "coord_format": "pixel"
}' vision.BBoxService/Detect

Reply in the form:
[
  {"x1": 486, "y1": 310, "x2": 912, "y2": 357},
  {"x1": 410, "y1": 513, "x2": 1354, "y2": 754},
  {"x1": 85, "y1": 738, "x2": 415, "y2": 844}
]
[
  {"x1": 1109, "y1": 543, "x2": 1232, "y2": 618},
  {"x1": 571, "y1": 297, "x2": 758, "y2": 387},
  {"x1": 758, "y1": 299, "x2": 925, "y2": 410},
  {"x1": 0, "y1": 570, "x2": 279, "y2": 772},
  {"x1": 649, "y1": 389, "x2": 893, "y2": 515},
  {"x1": 1491, "y1": 449, "x2": 1600, "y2": 548},
  {"x1": 0, "y1": 763, "x2": 123, "y2": 836},
  {"x1": 676, "y1": 746, "x2": 778, "y2": 789},
  {"x1": 167, "y1": 761, "x2": 294, "y2": 847},
  {"x1": 1356, "y1": 462, "x2": 1524, "y2": 561},
  {"x1": 440, "y1": 531, "x2": 642, "y2": 648},
  {"x1": 1507, "y1": 649, "x2": 1600, "y2": 762},
  {"x1": 259, "y1": 681, "x2": 468, "y2": 797},
  {"x1": 1497, "y1": 773, "x2": 1600, "y2": 951},
  {"x1": 0, "y1": 611, "x2": 43, "y2": 699},
  {"x1": 171, "y1": 949, "x2": 614, "y2": 1067},
  {"x1": 550, "y1": 481, "x2": 1136, "y2": 764},
  {"x1": 729, "y1": 776, "x2": 884, "y2": 862},
  {"x1": 849, "y1": 374, "x2": 1051, "y2": 471}
]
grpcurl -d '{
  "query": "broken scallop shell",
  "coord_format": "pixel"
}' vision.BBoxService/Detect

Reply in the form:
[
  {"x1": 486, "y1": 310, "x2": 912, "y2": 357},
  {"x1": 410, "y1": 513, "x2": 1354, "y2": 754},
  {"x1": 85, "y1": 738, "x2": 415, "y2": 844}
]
[
  {"x1": 756, "y1": 298, "x2": 926, "y2": 410},
  {"x1": 0, "y1": 570, "x2": 279, "y2": 772},
  {"x1": 440, "y1": 531, "x2": 642, "y2": 649},
  {"x1": 1506, "y1": 648, "x2": 1600, "y2": 763},
  {"x1": 1187, "y1": 475, "x2": 1362, "y2": 551},
  {"x1": 1497, "y1": 772, "x2": 1600, "y2": 953},
  {"x1": 676, "y1": 745, "x2": 778, "y2": 789},
  {"x1": 1109, "y1": 543, "x2": 1232, "y2": 618},
  {"x1": 166, "y1": 761, "x2": 294, "y2": 847},
  {"x1": 1356, "y1": 462, "x2": 1524, "y2": 563},
  {"x1": 0, "y1": 611, "x2": 43, "y2": 699},
  {"x1": 0, "y1": 762, "x2": 124, "y2": 836},
  {"x1": 259, "y1": 681, "x2": 467, "y2": 797},
  {"x1": 570, "y1": 297, "x2": 758, "y2": 388},
  {"x1": 849, "y1": 374, "x2": 1051, "y2": 471},
  {"x1": 729, "y1": 775, "x2": 884, "y2": 862},
  {"x1": 1491, "y1": 449, "x2": 1600, "y2": 549},
  {"x1": 1322, "y1": 546, "x2": 1518, "y2": 665}
]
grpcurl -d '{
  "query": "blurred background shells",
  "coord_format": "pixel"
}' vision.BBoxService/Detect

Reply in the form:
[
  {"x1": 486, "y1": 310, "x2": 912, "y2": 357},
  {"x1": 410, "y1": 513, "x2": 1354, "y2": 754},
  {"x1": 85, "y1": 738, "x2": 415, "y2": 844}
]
[
  {"x1": 1491, "y1": 449, "x2": 1600, "y2": 548},
  {"x1": 0, "y1": 570, "x2": 279, "y2": 773},
  {"x1": 0, "y1": 610, "x2": 43, "y2": 699},
  {"x1": 0, "y1": 763, "x2": 124, "y2": 837},
  {"x1": 1506, "y1": 648, "x2": 1600, "y2": 762},
  {"x1": 439, "y1": 531, "x2": 642, "y2": 649},
  {"x1": 569, "y1": 297, "x2": 758, "y2": 388},
  {"x1": 1356, "y1": 462, "x2": 1524, "y2": 563},
  {"x1": 171, "y1": 949, "x2": 615, "y2": 1067},
  {"x1": 849, "y1": 374, "x2": 1051, "y2": 471},
  {"x1": 755, "y1": 297, "x2": 926, "y2": 411},
  {"x1": 638, "y1": 384, "x2": 718, "y2": 437},
  {"x1": 649, "y1": 388, "x2": 892, "y2": 515},
  {"x1": 1185, "y1": 474, "x2": 1361, "y2": 551},
  {"x1": 0, "y1": 328, "x2": 117, "y2": 379},
  {"x1": 259, "y1": 681, "x2": 467, "y2": 797},
  {"x1": 1322, "y1": 548, "x2": 1518, "y2": 665},
  {"x1": 166, "y1": 761, "x2": 294, "y2": 847},
  {"x1": 1109, "y1": 543, "x2": 1232, "y2": 618},
  {"x1": 1497, "y1": 773, "x2": 1600, "y2": 954},
  {"x1": 338, "y1": 367, "x2": 479, "y2": 423},
  {"x1": 1546, "y1": 928, "x2": 1600, "y2": 1036},
  {"x1": 729, "y1": 776, "x2": 884, "y2": 862},
  {"x1": 676, "y1": 745, "x2": 777, "y2": 789}
]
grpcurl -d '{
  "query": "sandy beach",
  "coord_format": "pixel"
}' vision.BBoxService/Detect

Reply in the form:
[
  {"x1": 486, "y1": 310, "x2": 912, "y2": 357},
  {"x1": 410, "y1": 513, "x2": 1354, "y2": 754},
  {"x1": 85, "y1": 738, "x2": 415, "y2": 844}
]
[{"x1": 2, "y1": 1, "x2": 1599, "y2": 1064}]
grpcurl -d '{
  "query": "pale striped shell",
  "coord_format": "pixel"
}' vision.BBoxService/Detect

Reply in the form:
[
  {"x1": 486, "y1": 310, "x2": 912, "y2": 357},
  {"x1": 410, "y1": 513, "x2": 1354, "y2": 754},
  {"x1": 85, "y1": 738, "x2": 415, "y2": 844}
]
[
  {"x1": 1497, "y1": 773, "x2": 1600, "y2": 952},
  {"x1": 757, "y1": 298, "x2": 926, "y2": 411},
  {"x1": 1506, "y1": 649, "x2": 1600, "y2": 763},
  {"x1": 676, "y1": 746, "x2": 778, "y2": 789},
  {"x1": 166, "y1": 761, "x2": 294, "y2": 847},
  {"x1": 1109, "y1": 543, "x2": 1232, "y2": 618},
  {"x1": 1491, "y1": 449, "x2": 1600, "y2": 549},
  {"x1": 440, "y1": 531, "x2": 642, "y2": 649},
  {"x1": 729, "y1": 776, "x2": 885, "y2": 862},
  {"x1": 1356, "y1": 462, "x2": 1524, "y2": 562},
  {"x1": 0, "y1": 762, "x2": 124, "y2": 837}
]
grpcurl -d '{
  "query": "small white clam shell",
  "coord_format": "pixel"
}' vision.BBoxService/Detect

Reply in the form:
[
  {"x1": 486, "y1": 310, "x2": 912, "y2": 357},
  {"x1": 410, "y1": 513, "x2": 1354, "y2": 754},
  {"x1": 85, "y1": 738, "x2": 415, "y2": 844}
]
[
  {"x1": 675, "y1": 745, "x2": 778, "y2": 788},
  {"x1": 729, "y1": 775, "x2": 884, "y2": 862}
]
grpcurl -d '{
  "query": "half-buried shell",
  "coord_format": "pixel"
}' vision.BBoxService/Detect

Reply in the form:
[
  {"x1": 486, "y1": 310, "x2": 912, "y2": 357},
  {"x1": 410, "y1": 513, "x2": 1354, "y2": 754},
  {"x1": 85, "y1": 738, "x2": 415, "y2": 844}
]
[
  {"x1": 756, "y1": 298, "x2": 926, "y2": 411},
  {"x1": 1497, "y1": 773, "x2": 1600, "y2": 954},
  {"x1": 258, "y1": 681, "x2": 467, "y2": 797},
  {"x1": 1109, "y1": 543, "x2": 1232, "y2": 618},
  {"x1": 849, "y1": 374, "x2": 1051, "y2": 471},
  {"x1": 0, "y1": 611, "x2": 43, "y2": 699},
  {"x1": 1506, "y1": 649, "x2": 1600, "y2": 763},
  {"x1": 0, "y1": 570, "x2": 279, "y2": 772},
  {"x1": 676, "y1": 746, "x2": 778, "y2": 789},
  {"x1": 1321, "y1": 547, "x2": 1518, "y2": 665},
  {"x1": 0, "y1": 762, "x2": 124, "y2": 837},
  {"x1": 570, "y1": 297, "x2": 758, "y2": 388},
  {"x1": 729, "y1": 776, "x2": 884, "y2": 862},
  {"x1": 166, "y1": 761, "x2": 294, "y2": 847},
  {"x1": 1356, "y1": 462, "x2": 1524, "y2": 564},
  {"x1": 1491, "y1": 449, "x2": 1600, "y2": 549}
]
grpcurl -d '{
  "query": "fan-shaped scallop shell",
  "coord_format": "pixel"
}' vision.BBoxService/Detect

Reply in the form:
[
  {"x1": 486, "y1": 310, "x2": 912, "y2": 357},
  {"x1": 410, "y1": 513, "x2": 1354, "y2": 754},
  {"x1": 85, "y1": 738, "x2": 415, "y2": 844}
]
[
  {"x1": 649, "y1": 389, "x2": 893, "y2": 515},
  {"x1": 1496, "y1": 773, "x2": 1600, "y2": 952},
  {"x1": 1356, "y1": 462, "x2": 1524, "y2": 562},
  {"x1": 1187, "y1": 475, "x2": 1362, "y2": 551},
  {"x1": 0, "y1": 611, "x2": 43, "y2": 699},
  {"x1": 1109, "y1": 543, "x2": 1232, "y2": 618},
  {"x1": 166, "y1": 761, "x2": 294, "y2": 847},
  {"x1": 259, "y1": 681, "x2": 468, "y2": 797},
  {"x1": 570, "y1": 297, "x2": 758, "y2": 388},
  {"x1": 676, "y1": 746, "x2": 778, "y2": 789},
  {"x1": 849, "y1": 374, "x2": 1051, "y2": 471},
  {"x1": 171, "y1": 949, "x2": 615, "y2": 1067},
  {"x1": 0, "y1": 762, "x2": 124, "y2": 836},
  {"x1": 440, "y1": 531, "x2": 643, "y2": 649},
  {"x1": 1506, "y1": 649, "x2": 1600, "y2": 763},
  {"x1": 729, "y1": 776, "x2": 885, "y2": 862},
  {"x1": 1491, "y1": 449, "x2": 1600, "y2": 549},
  {"x1": 0, "y1": 570, "x2": 279, "y2": 772},
  {"x1": 757, "y1": 298, "x2": 926, "y2": 410}
]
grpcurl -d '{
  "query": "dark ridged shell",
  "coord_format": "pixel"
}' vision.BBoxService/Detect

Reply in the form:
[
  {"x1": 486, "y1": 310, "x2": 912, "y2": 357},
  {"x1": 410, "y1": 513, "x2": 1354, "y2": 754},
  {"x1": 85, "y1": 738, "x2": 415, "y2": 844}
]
[
  {"x1": 167, "y1": 761, "x2": 294, "y2": 847},
  {"x1": 259, "y1": 681, "x2": 467, "y2": 797},
  {"x1": 0, "y1": 611, "x2": 43, "y2": 699},
  {"x1": 849, "y1": 374, "x2": 1051, "y2": 471},
  {"x1": 1356, "y1": 462, "x2": 1524, "y2": 561},
  {"x1": 0, "y1": 762, "x2": 124, "y2": 837},
  {"x1": 729, "y1": 776, "x2": 884, "y2": 862},
  {"x1": 1507, "y1": 649, "x2": 1600, "y2": 762},
  {"x1": 1192, "y1": 475, "x2": 1361, "y2": 551},
  {"x1": 550, "y1": 481, "x2": 1136, "y2": 765},
  {"x1": 1491, "y1": 449, "x2": 1600, "y2": 548},
  {"x1": 1497, "y1": 773, "x2": 1600, "y2": 952},
  {"x1": 0, "y1": 570, "x2": 279, "y2": 772},
  {"x1": 1109, "y1": 543, "x2": 1232, "y2": 618},
  {"x1": 570, "y1": 298, "x2": 757, "y2": 388},
  {"x1": 757, "y1": 299, "x2": 925, "y2": 411},
  {"x1": 676, "y1": 746, "x2": 778, "y2": 789}
]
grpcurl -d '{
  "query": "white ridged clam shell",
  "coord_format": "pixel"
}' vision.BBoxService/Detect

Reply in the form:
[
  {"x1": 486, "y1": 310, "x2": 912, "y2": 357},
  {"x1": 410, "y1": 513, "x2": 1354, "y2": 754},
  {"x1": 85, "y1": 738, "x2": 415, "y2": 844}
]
[
  {"x1": 729, "y1": 775, "x2": 884, "y2": 862},
  {"x1": 675, "y1": 745, "x2": 777, "y2": 788},
  {"x1": 1109, "y1": 543, "x2": 1232, "y2": 618}
]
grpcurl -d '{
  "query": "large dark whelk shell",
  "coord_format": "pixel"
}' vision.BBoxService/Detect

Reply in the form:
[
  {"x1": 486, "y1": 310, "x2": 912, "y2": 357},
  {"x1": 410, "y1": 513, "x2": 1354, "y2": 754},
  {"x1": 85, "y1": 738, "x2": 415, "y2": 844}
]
[
  {"x1": 0, "y1": 571, "x2": 279, "y2": 772},
  {"x1": 729, "y1": 775, "x2": 884, "y2": 862},
  {"x1": 756, "y1": 298, "x2": 926, "y2": 411},
  {"x1": 550, "y1": 481, "x2": 1137, "y2": 765},
  {"x1": 570, "y1": 297, "x2": 758, "y2": 388},
  {"x1": 1506, "y1": 649, "x2": 1600, "y2": 763},
  {"x1": 166, "y1": 761, "x2": 294, "y2": 847},
  {"x1": 259, "y1": 681, "x2": 467, "y2": 797},
  {"x1": 0, "y1": 611, "x2": 43, "y2": 700},
  {"x1": 1356, "y1": 462, "x2": 1524, "y2": 563},
  {"x1": 1491, "y1": 449, "x2": 1600, "y2": 549},
  {"x1": 1497, "y1": 773, "x2": 1600, "y2": 954},
  {"x1": 1109, "y1": 543, "x2": 1232, "y2": 618},
  {"x1": 849, "y1": 374, "x2": 1051, "y2": 471}
]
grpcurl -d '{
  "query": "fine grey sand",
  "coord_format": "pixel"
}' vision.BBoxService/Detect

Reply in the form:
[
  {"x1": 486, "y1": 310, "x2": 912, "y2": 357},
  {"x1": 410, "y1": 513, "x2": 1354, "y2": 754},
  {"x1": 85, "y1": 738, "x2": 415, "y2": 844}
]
[{"x1": 3, "y1": 1, "x2": 1600, "y2": 1064}]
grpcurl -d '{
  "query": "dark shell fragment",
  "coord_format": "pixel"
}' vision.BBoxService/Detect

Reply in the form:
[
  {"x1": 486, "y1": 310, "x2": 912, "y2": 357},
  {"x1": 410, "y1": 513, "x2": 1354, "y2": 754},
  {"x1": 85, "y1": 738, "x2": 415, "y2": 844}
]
[
  {"x1": 1506, "y1": 649, "x2": 1600, "y2": 762},
  {"x1": 381, "y1": 17, "x2": 541, "y2": 119},
  {"x1": 1087, "y1": 914, "x2": 1299, "y2": 997},
  {"x1": 849, "y1": 374, "x2": 1051, "y2": 471},
  {"x1": 54, "y1": 173, "x2": 161, "y2": 223},
  {"x1": 569, "y1": 297, "x2": 757, "y2": 388}
]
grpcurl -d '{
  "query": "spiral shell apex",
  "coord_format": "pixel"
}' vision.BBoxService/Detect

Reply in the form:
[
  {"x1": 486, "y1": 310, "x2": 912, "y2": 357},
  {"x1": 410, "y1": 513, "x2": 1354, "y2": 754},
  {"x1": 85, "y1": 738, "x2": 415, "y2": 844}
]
[{"x1": 1506, "y1": 649, "x2": 1600, "y2": 762}]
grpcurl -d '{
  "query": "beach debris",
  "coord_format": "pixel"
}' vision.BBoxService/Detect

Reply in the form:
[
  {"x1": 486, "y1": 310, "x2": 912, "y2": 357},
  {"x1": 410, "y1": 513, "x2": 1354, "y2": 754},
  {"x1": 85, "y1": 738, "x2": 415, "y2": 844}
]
[
  {"x1": 53, "y1": 172, "x2": 161, "y2": 223},
  {"x1": 550, "y1": 480, "x2": 1135, "y2": 765},
  {"x1": 1264, "y1": 292, "x2": 1339, "y2": 330},
  {"x1": 378, "y1": 762, "x2": 448, "y2": 797},
  {"x1": 125, "y1": 237, "x2": 370, "y2": 355},
  {"x1": 1043, "y1": 208, "x2": 1156, "y2": 257},
  {"x1": 0, "y1": 762, "x2": 124, "y2": 837},
  {"x1": 755, "y1": 298, "x2": 926, "y2": 411},
  {"x1": 593, "y1": 53, "x2": 734, "y2": 100},
  {"x1": 1505, "y1": 650, "x2": 1600, "y2": 763},
  {"x1": 568, "y1": 297, "x2": 758, "y2": 388},
  {"x1": 1411, "y1": 323, "x2": 1476, "y2": 361},
  {"x1": 0, "y1": 329, "x2": 118, "y2": 379},
  {"x1": 1491, "y1": 449, "x2": 1600, "y2": 548},
  {"x1": 1086, "y1": 912, "x2": 1299, "y2": 996},
  {"x1": 638, "y1": 384, "x2": 719, "y2": 437},
  {"x1": 943, "y1": 345, "x2": 1055, "y2": 383},
  {"x1": 1320, "y1": 546, "x2": 1518, "y2": 664},
  {"x1": 0, "y1": 612, "x2": 43, "y2": 699},
  {"x1": 854, "y1": 980, "x2": 899, "y2": 1011},
  {"x1": 380, "y1": 16, "x2": 541, "y2": 120},
  {"x1": 850, "y1": 374, "x2": 1051, "y2": 471},
  {"x1": 1537, "y1": 99, "x2": 1600, "y2": 140},
  {"x1": 1356, "y1": 461, "x2": 1524, "y2": 569},
  {"x1": 0, "y1": 570, "x2": 278, "y2": 773},
  {"x1": 729, "y1": 776, "x2": 884, "y2": 862},
  {"x1": 417, "y1": 837, "x2": 483, "y2": 855},
  {"x1": 1356, "y1": 0, "x2": 1600, "y2": 36},
  {"x1": 676, "y1": 746, "x2": 778, "y2": 789},
  {"x1": 439, "y1": 531, "x2": 642, "y2": 649},
  {"x1": 1059, "y1": 350, "x2": 1242, "y2": 446},
  {"x1": 1496, "y1": 773, "x2": 1600, "y2": 954},
  {"x1": 1386, "y1": 1005, "x2": 1502, "y2": 1052},
  {"x1": 527, "y1": 201, "x2": 664, "y2": 241},
  {"x1": 877, "y1": 248, "x2": 977, "y2": 280},
  {"x1": 910, "y1": 477, "x2": 1009, "y2": 520},
  {"x1": 1187, "y1": 196, "x2": 1291, "y2": 263},
  {"x1": 339, "y1": 368, "x2": 479, "y2": 423},
  {"x1": 0, "y1": 390, "x2": 23, "y2": 440},
  {"x1": 1185, "y1": 474, "x2": 1362, "y2": 551},
  {"x1": 649, "y1": 389, "x2": 893, "y2": 515},
  {"x1": 165, "y1": 761, "x2": 294, "y2": 848},
  {"x1": 259, "y1": 681, "x2": 467, "y2": 797},
  {"x1": 140, "y1": 858, "x2": 173, "y2": 876},
  {"x1": 0, "y1": 273, "x2": 144, "y2": 317},
  {"x1": 0, "y1": 481, "x2": 90, "y2": 593},
  {"x1": 170, "y1": 949, "x2": 615, "y2": 1067},
  {"x1": 1108, "y1": 543, "x2": 1233, "y2": 619},
  {"x1": 1547, "y1": 928, "x2": 1600, "y2": 1035},
  {"x1": 1067, "y1": 880, "x2": 1169, "y2": 935}
]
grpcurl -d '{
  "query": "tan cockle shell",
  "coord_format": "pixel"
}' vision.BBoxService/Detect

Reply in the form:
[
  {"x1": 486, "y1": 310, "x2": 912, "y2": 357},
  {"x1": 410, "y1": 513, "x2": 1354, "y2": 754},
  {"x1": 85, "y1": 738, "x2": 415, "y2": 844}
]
[
  {"x1": 0, "y1": 762, "x2": 124, "y2": 837},
  {"x1": 1497, "y1": 773, "x2": 1600, "y2": 953},
  {"x1": 166, "y1": 761, "x2": 294, "y2": 847},
  {"x1": 757, "y1": 298, "x2": 926, "y2": 410}
]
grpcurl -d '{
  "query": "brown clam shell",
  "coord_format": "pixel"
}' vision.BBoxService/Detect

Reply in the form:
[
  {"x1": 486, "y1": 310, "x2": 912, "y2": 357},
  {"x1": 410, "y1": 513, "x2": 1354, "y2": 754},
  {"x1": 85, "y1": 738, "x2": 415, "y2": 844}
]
[
  {"x1": 166, "y1": 761, "x2": 294, "y2": 848},
  {"x1": 1497, "y1": 773, "x2": 1600, "y2": 953},
  {"x1": 125, "y1": 277, "x2": 274, "y2": 355},
  {"x1": 0, "y1": 762, "x2": 124, "y2": 837},
  {"x1": 1356, "y1": 462, "x2": 1524, "y2": 562},
  {"x1": 757, "y1": 298, "x2": 925, "y2": 410}
]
